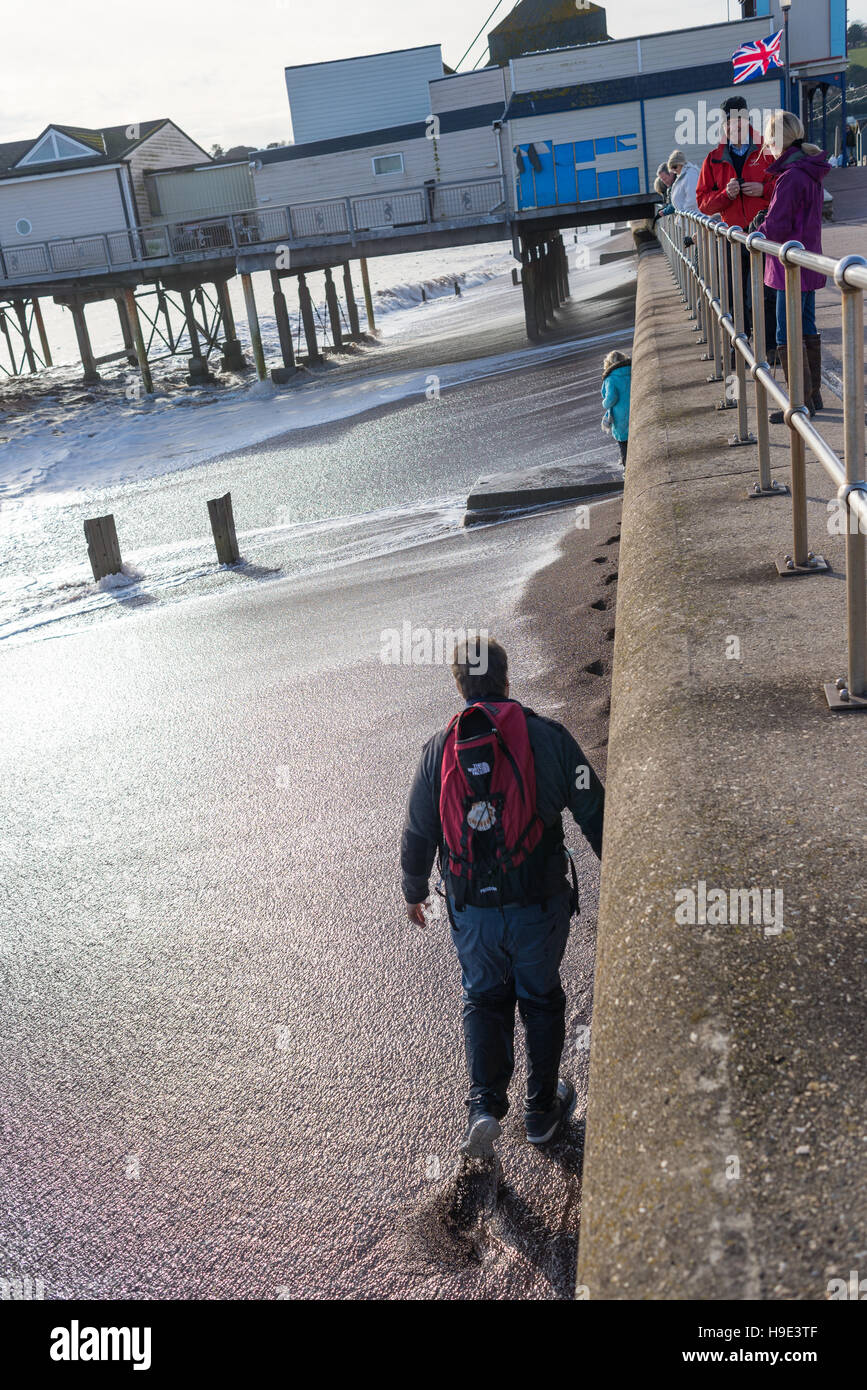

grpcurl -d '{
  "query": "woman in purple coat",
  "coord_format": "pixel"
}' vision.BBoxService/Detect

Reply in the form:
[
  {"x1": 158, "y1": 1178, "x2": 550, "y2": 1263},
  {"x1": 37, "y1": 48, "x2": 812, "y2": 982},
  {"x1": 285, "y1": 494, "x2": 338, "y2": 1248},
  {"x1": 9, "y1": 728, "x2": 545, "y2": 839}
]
[{"x1": 758, "y1": 111, "x2": 830, "y2": 422}]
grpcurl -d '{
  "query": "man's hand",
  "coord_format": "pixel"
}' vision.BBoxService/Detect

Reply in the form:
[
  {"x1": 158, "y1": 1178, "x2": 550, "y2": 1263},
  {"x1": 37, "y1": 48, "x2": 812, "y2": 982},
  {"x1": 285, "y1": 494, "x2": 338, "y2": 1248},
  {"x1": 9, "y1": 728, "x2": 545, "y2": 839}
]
[
  {"x1": 740, "y1": 181, "x2": 764, "y2": 198},
  {"x1": 406, "y1": 901, "x2": 430, "y2": 927},
  {"x1": 726, "y1": 178, "x2": 740, "y2": 199}
]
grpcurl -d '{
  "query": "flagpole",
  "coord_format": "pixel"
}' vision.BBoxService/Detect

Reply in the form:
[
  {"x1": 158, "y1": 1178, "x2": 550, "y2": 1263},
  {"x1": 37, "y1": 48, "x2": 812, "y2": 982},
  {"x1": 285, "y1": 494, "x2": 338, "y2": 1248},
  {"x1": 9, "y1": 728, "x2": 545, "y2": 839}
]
[{"x1": 781, "y1": 0, "x2": 793, "y2": 113}]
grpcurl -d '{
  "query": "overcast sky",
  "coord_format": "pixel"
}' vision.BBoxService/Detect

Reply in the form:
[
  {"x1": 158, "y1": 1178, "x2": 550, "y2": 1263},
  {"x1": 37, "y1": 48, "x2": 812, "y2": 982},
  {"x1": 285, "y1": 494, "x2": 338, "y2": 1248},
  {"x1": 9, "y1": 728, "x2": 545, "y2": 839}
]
[{"x1": 1, "y1": 0, "x2": 739, "y2": 152}]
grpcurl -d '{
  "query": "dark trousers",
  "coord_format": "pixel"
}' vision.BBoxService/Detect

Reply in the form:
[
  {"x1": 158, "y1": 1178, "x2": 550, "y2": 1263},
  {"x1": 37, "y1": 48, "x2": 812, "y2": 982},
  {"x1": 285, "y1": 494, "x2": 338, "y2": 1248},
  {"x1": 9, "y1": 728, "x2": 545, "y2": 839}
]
[
  {"x1": 618, "y1": 438, "x2": 628, "y2": 466},
  {"x1": 448, "y1": 892, "x2": 572, "y2": 1117}
]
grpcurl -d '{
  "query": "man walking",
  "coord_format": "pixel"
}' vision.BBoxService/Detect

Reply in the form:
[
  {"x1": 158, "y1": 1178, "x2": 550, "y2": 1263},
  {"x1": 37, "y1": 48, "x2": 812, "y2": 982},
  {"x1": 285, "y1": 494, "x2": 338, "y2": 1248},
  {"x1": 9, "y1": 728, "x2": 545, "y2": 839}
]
[{"x1": 400, "y1": 635, "x2": 604, "y2": 1156}]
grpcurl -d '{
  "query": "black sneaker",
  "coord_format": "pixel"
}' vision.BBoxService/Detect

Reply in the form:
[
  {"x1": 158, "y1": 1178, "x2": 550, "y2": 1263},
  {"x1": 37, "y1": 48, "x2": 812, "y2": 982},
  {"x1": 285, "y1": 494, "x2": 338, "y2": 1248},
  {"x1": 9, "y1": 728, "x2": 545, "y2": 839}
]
[
  {"x1": 460, "y1": 1111, "x2": 502, "y2": 1158},
  {"x1": 525, "y1": 1079, "x2": 577, "y2": 1145}
]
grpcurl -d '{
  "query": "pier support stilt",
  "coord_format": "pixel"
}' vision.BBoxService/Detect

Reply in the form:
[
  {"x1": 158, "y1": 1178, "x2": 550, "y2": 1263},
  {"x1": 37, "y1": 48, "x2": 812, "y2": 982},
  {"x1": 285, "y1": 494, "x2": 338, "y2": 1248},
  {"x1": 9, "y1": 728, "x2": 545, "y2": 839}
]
[
  {"x1": 551, "y1": 240, "x2": 562, "y2": 307},
  {"x1": 158, "y1": 287, "x2": 176, "y2": 353},
  {"x1": 240, "y1": 272, "x2": 267, "y2": 381},
  {"x1": 122, "y1": 288, "x2": 154, "y2": 396},
  {"x1": 270, "y1": 270, "x2": 297, "y2": 383},
  {"x1": 343, "y1": 262, "x2": 361, "y2": 340},
  {"x1": 13, "y1": 301, "x2": 37, "y2": 374},
  {"x1": 297, "y1": 273, "x2": 321, "y2": 363},
  {"x1": 181, "y1": 287, "x2": 214, "y2": 384},
  {"x1": 215, "y1": 280, "x2": 246, "y2": 371},
  {"x1": 324, "y1": 267, "x2": 343, "y2": 349},
  {"x1": 542, "y1": 243, "x2": 556, "y2": 319},
  {"x1": 32, "y1": 298, "x2": 52, "y2": 367},
  {"x1": 533, "y1": 245, "x2": 548, "y2": 332},
  {"x1": 0, "y1": 309, "x2": 16, "y2": 375},
  {"x1": 115, "y1": 294, "x2": 138, "y2": 365},
  {"x1": 521, "y1": 241, "x2": 541, "y2": 342},
  {"x1": 548, "y1": 243, "x2": 559, "y2": 313},
  {"x1": 359, "y1": 257, "x2": 376, "y2": 333},
  {"x1": 558, "y1": 236, "x2": 570, "y2": 301},
  {"x1": 70, "y1": 300, "x2": 100, "y2": 383}
]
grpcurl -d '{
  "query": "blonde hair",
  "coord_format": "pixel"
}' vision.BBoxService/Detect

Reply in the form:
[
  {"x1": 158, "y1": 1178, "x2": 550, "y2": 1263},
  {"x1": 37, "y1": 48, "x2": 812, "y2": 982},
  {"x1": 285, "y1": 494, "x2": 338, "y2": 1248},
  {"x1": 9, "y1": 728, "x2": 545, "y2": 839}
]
[
  {"x1": 763, "y1": 109, "x2": 821, "y2": 157},
  {"x1": 668, "y1": 149, "x2": 688, "y2": 170},
  {"x1": 603, "y1": 351, "x2": 629, "y2": 373}
]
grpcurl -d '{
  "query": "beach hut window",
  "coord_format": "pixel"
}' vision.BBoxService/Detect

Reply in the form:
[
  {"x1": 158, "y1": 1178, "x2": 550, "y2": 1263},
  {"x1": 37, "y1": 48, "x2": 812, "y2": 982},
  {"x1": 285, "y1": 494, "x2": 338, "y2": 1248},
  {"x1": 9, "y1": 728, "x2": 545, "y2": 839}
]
[
  {"x1": 15, "y1": 218, "x2": 33, "y2": 236},
  {"x1": 372, "y1": 154, "x2": 404, "y2": 176}
]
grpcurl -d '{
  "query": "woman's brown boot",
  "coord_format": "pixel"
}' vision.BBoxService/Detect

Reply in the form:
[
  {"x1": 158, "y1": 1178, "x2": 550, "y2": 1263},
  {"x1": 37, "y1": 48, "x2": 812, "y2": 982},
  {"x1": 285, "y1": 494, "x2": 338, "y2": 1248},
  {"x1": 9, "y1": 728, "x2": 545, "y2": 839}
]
[{"x1": 804, "y1": 334, "x2": 824, "y2": 412}]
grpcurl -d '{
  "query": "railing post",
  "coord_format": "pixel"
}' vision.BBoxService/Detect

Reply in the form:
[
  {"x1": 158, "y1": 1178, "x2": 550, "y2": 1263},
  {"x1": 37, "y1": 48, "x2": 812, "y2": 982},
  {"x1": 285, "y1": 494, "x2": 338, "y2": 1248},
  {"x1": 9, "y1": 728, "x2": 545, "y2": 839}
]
[
  {"x1": 716, "y1": 230, "x2": 731, "y2": 387},
  {"x1": 707, "y1": 222, "x2": 723, "y2": 382},
  {"x1": 745, "y1": 231, "x2": 785, "y2": 497},
  {"x1": 701, "y1": 219, "x2": 714, "y2": 345},
  {"x1": 728, "y1": 230, "x2": 754, "y2": 445},
  {"x1": 777, "y1": 241, "x2": 822, "y2": 574},
  {"x1": 832, "y1": 257, "x2": 867, "y2": 703}
]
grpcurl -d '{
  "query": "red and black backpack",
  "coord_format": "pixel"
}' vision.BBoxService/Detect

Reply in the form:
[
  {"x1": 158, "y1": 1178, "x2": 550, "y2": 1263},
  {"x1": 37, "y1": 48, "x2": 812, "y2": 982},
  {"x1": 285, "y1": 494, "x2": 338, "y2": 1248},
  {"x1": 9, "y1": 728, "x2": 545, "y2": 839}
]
[{"x1": 438, "y1": 700, "x2": 545, "y2": 907}]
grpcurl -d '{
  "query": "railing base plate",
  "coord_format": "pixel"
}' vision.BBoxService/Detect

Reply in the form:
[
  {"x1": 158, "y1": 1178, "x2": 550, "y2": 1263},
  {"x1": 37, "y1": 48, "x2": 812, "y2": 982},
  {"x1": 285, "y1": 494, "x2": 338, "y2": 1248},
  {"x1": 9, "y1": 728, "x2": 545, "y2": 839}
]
[
  {"x1": 716, "y1": 399, "x2": 737, "y2": 411},
  {"x1": 747, "y1": 481, "x2": 790, "y2": 498},
  {"x1": 729, "y1": 433, "x2": 757, "y2": 447},
  {"x1": 775, "y1": 554, "x2": 830, "y2": 577},
  {"x1": 824, "y1": 683, "x2": 867, "y2": 711}
]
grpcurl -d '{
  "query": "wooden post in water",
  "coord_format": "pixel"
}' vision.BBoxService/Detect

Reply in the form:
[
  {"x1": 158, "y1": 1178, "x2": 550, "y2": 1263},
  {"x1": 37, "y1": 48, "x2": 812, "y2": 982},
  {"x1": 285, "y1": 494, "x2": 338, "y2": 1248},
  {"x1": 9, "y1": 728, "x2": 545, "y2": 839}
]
[
  {"x1": 297, "y1": 273, "x2": 321, "y2": 362},
  {"x1": 84, "y1": 514, "x2": 123, "y2": 580},
  {"x1": 342, "y1": 262, "x2": 361, "y2": 339},
  {"x1": 240, "y1": 272, "x2": 267, "y2": 380},
  {"x1": 122, "y1": 289, "x2": 154, "y2": 395},
  {"x1": 270, "y1": 270, "x2": 297, "y2": 382},
  {"x1": 359, "y1": 257, "x2": 376, "y2": 332},
  {"x1": 70, "y1": 301, "x2": 100, "y2": 382},
  {"x1": 207, "y1": 492, "x2": 240, "y2": 565},
  {"x1": 324, "y1": 268, "x2": 343, "y2": 348},
  {"x1": 31, "y1": 299, "x2": 52, "y2": 366}
]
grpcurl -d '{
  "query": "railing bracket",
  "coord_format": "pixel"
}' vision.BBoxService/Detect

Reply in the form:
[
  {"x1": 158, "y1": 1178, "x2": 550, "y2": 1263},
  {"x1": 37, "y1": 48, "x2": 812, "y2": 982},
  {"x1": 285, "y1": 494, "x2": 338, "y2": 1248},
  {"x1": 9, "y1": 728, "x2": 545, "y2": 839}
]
[
  {"x1": 776, "y1": 552, "x2": 830, "y2": 577},
  {"x1": 824, "y1": 680, "x2": 867, "y2": 711},
  {"x1": 747, "y1": 479, "x2": 790, "y2": 498}
]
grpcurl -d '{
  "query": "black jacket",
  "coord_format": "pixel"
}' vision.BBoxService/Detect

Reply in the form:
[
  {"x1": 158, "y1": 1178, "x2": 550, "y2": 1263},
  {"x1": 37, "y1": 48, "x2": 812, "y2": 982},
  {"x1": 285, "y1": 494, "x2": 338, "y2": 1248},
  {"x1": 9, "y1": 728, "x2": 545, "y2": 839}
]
[{"x1": 400, "y1": 698, "x2": 604, "y2": 906}]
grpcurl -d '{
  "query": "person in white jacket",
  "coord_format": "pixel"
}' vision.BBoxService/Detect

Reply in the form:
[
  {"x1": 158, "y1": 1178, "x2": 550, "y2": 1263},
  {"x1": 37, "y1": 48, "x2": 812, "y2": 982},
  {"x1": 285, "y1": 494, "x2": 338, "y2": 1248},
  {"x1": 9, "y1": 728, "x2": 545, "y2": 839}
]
[{"x1": 668, "y1": 149, "x2": 700, "y2": 215}]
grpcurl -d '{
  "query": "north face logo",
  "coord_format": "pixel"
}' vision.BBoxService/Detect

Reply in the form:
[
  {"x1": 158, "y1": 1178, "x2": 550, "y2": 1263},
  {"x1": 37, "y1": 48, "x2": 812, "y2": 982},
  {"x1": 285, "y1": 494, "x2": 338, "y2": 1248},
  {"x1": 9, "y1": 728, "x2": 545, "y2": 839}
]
[{"x1": 467, "y1": 761, "x2": 490, "y2": 776}]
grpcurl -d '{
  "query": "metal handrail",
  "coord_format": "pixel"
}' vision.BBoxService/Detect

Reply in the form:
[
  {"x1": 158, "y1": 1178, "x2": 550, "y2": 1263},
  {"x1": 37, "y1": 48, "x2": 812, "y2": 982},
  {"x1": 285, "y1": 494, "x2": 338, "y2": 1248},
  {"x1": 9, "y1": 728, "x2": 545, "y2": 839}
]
[
  {"x1": 658, "y1": 210, "x2": 867, "y2": 708},
  {"x1": 0, "y1": 177, "x2": 508, "y2": 284}
]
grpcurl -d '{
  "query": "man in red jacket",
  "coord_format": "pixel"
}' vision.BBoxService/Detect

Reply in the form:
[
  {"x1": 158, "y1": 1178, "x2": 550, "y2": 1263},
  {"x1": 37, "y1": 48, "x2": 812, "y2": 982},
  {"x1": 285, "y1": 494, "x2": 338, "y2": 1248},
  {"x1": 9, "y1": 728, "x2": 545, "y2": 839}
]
[
  {"x1": 696, "y1": 94, "x2": 776, "y2": 227},
  {"x1": 696, "y1": 94, "x2": 777, "y2": 347}
]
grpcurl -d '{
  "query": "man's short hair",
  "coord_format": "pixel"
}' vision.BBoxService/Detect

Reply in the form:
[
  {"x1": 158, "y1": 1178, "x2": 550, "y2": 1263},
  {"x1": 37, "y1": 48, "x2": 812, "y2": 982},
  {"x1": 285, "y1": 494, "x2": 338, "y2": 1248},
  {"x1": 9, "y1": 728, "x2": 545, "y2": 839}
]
[
  {"x1": 451, "y1": 634, "x2": 508, "y2": 700},
  {"x1": 722, "y1": 95, "x2": 748, "y2": 115}
]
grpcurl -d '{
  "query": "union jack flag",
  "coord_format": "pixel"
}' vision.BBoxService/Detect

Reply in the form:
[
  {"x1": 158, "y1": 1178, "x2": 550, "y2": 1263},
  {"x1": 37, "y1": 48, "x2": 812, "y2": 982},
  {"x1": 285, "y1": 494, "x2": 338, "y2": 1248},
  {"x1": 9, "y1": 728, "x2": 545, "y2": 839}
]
[{"x1": 732, "y1": 30, "x2": 784, "y2": 85}]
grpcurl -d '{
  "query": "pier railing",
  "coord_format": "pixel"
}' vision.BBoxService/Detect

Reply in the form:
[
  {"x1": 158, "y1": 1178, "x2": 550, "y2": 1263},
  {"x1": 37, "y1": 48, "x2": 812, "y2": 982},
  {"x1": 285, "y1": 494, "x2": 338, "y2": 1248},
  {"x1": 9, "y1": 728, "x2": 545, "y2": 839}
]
[
  {"x1": 0, "y1": 177, "x2": 507, "y2": 285},
  {"x1": 657, "y1": 210, "x2": 867, "y2": 710}
]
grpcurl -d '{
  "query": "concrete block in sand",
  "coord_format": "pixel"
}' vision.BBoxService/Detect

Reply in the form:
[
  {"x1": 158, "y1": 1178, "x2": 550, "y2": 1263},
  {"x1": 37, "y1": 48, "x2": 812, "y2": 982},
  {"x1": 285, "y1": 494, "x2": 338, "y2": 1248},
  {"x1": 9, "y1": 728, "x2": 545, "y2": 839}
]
[{"x1": 464, "y1": 461, "x2": 623, "y2": 525}]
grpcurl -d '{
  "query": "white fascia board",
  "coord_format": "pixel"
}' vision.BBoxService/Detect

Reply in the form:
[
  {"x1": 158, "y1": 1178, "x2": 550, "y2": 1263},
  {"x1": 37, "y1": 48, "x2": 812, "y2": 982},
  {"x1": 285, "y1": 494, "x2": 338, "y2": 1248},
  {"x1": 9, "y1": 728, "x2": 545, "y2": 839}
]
[{"x1": 0, "y1": 163, "x2": 126, "y2": 188}]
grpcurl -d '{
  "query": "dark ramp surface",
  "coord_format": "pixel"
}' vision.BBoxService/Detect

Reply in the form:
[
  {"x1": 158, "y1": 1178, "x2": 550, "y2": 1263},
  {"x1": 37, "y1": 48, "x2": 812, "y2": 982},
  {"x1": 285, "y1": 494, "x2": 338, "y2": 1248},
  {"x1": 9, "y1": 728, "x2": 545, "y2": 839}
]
[{"x1": 0, "y1": 506, "x2": 610, "y2": 1300}]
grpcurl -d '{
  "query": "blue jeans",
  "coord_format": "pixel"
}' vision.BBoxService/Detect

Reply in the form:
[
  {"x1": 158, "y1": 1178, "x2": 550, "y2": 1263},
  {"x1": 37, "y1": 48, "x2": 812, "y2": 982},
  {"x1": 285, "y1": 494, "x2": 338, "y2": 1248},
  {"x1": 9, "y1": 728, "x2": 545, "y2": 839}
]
[
  {"x1": 776, "y1": 290, "x2": 817, "y2": 346},
  {"x1": 448, "y1": 892, "x2": 572, "y2": 1117}
]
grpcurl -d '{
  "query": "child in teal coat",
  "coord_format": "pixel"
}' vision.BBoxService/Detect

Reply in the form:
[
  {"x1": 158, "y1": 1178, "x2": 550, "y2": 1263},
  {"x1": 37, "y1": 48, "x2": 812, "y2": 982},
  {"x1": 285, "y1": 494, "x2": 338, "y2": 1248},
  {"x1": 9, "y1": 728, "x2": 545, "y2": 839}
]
[{"x1": 601, "y1": 351, "x2": 632, "y2": 468}]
